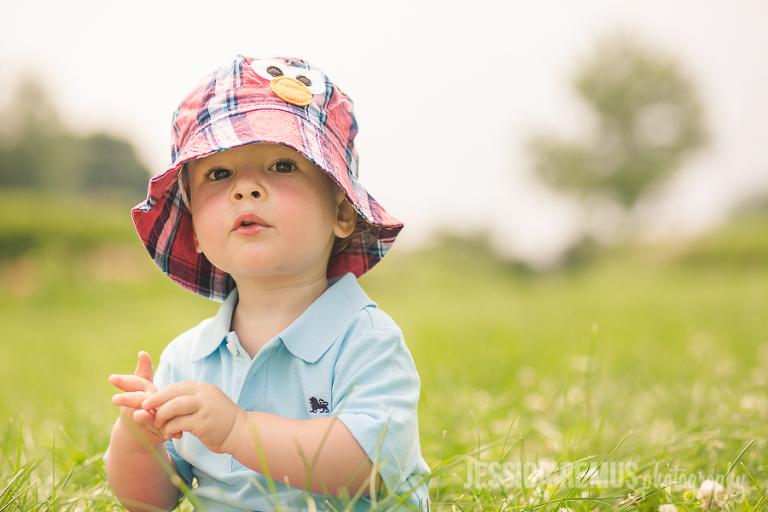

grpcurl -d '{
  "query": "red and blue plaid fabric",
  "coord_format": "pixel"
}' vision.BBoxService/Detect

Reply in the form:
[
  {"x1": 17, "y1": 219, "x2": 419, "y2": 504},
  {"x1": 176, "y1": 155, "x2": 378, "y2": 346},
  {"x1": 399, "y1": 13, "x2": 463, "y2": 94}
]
[{"x1": 132, "y1": 55, "x2": 403, "y2": 301}]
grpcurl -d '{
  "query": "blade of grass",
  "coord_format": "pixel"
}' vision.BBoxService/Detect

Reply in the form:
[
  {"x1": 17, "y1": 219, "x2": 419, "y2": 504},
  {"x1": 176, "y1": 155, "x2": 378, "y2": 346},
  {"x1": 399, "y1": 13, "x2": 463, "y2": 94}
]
[
  {"x1": 724, "y1": 439, "x2": 754, "y2": 479},
  {"x1": 435, "y1": 430, "x2": 447, "y2": 506}
]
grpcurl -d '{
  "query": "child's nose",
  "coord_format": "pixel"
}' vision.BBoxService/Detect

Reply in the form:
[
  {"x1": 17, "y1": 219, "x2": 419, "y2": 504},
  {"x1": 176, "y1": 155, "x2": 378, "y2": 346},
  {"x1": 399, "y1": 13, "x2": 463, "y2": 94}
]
[
  {"x1": 231, "y1": 174, "x2": 264, "y2": 201},
  {"x1": 233, "y1": 189, "x2": 260, "y2": 200}
]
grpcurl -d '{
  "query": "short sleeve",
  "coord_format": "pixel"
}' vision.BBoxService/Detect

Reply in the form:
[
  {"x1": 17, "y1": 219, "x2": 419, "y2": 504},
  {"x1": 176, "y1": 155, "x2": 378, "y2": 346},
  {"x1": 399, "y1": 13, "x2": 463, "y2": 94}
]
[
  {"x1": 330, "y1": 307, "x2": 425, "y2": 495},
  {"x1": 154, "y1": 350, "x2": 194, "y2": 487}
]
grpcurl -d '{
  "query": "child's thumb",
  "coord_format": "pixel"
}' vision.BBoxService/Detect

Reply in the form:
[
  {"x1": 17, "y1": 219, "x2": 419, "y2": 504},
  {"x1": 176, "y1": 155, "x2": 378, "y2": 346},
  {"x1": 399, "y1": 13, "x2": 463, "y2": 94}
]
[{"x1": 134, "y1": 351, "x2": 154, "y2": 381}]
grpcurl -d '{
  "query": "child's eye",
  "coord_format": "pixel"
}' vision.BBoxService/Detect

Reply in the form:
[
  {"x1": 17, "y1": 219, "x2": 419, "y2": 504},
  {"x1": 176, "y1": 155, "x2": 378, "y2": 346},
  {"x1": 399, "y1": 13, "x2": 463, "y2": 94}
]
[
  {"x1": 205, "y1": 168, "x2": 232, "y2": 181},
  {"x1": 269, "y1": 159, "x2": 298, "y2": 174}
]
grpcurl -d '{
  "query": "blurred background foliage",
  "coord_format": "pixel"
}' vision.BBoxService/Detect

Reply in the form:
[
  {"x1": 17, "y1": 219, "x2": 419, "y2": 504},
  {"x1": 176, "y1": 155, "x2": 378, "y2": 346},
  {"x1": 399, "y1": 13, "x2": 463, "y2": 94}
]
[
  {"x1": 0, "y1": 77, "x2": 148, "y2": 197},
  {"x1": 528, "y1": 33, "x2": 710, "y2": 245}
]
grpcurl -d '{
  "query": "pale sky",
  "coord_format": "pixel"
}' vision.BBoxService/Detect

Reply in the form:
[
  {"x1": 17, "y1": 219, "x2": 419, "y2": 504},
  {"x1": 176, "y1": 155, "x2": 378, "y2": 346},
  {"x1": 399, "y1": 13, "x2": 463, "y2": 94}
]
[{"x1": 2, "y1": 1, "x2": 767, "y2": 264}]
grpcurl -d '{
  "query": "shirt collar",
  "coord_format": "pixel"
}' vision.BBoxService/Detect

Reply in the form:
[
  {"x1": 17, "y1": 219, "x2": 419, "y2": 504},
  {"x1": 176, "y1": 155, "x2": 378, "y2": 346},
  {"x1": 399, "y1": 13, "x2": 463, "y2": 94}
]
[
  {"x1": 191, "y1": 287, "x2": 240, "y2": 362},
  {"x1": 280, "y1": 273, "x2": 375, "y2": 362},
  {"x1": 190, "y1": 273, "x2": 375, "y2": 363}
]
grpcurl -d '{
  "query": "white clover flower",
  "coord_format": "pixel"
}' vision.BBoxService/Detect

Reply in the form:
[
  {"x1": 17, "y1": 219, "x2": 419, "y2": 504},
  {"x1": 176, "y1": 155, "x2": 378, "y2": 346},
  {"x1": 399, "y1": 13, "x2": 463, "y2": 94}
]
[
  {"x1": 697, "y1": 479, "x2": 726, "y2": 510},
  {"x1": 528, "y1": 467, "x2": 546, "y2": 484},
  {"x1": 558, "y1": 508, "x2": 573, "y2": 512},
  {"x1": 529, "y1": 460, "x2": 559, "y2": 487},
  {"x1": 620, "y1": 492, "x2": 641, "y2": 505},
  {"x1": 658, "y1": 504, "x2": 678, "y2": 512}
]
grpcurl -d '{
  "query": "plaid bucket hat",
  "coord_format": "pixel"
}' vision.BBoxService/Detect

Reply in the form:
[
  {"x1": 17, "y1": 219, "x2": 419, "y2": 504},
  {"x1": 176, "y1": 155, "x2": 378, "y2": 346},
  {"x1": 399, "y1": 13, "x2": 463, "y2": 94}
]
[{"x1": 132, "y1": 55, "x2": 403, "y2": 301}]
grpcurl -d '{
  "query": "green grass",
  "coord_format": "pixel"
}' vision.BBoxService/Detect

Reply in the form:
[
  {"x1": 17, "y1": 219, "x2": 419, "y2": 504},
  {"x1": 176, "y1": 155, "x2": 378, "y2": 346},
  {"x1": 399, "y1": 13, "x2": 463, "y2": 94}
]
[{"x1": 2, "y1": 190, "x2": 768, "y2": 510}]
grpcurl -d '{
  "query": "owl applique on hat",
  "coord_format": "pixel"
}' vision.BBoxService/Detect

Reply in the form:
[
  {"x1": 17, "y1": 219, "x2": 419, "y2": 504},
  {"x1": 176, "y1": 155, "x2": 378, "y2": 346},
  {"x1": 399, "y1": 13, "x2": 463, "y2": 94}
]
[{"x1": 251, "y1": 59, "x2": 326, "y2": 106}]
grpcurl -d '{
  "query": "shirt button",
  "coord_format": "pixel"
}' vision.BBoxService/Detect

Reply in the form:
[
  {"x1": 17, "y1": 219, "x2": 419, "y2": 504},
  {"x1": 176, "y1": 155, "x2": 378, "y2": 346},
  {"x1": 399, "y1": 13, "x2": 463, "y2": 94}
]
[{"x1": 226, "y1": 332, "x2": 239, "y2": 356}]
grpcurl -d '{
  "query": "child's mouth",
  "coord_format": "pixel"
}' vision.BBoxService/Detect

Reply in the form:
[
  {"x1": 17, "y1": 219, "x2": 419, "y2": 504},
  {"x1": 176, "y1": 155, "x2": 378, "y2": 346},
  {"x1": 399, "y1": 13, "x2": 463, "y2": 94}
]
[{"x1": 232, "y1": 212, "x2": 270, "y2": 235}]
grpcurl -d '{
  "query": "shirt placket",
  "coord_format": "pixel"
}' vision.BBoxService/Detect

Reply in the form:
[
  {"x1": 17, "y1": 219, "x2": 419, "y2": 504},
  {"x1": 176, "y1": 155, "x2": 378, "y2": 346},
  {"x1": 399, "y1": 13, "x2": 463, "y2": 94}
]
[{"x1": 224, "y1": 331, "x2": 276, "y2": 409}]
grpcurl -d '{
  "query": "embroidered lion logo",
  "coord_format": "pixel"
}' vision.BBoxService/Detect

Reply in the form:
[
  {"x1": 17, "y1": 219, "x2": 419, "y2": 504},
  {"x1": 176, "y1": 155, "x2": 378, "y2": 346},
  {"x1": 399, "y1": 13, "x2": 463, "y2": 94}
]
[{"x1": 309, "y1": 397, "x2": 329, "y2": 414}]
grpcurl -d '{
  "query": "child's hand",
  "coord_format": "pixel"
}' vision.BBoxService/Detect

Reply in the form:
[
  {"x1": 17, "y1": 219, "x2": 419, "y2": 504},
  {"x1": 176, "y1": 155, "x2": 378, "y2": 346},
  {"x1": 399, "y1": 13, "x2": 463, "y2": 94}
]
[
  {"x1": 141, "y1": 382, "x2": 247, "y2": 455},
  {"x1": 109, "y1": 351, "x2": 166, "y2": 450}
]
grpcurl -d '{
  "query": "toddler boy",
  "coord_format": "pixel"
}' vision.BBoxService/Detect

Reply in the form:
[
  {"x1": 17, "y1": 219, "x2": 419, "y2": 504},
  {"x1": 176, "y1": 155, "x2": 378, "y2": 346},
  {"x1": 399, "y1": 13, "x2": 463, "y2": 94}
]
[{"x1": 106, "y1": 55, "x2": 430, "y2": 512}]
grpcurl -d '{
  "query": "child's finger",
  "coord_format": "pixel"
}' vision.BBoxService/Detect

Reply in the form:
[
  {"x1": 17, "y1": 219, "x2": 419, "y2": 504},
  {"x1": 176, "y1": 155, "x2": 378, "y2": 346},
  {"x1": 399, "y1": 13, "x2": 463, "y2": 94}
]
[
  {"x1": 111, "y1": 391, "x2": 148, "y2": 408},
  {"x1": 134, "y1": 351, "x2": 155, "y2": 381},
  {"x1": 153, "y1": 395, "x2": 199, "y2": 429},
  {"x1": 109, "y1": 374, "x2": 153, "y2": 392},
  {"x1": 160, "y1": 415, "x2": 191, "y2": 442},
  {"x1": 133, "y1": 407, "x2": 157, "y2": 425},
  {"x1": 141, "y1": 381, "x2": 197, "y2": 410}
]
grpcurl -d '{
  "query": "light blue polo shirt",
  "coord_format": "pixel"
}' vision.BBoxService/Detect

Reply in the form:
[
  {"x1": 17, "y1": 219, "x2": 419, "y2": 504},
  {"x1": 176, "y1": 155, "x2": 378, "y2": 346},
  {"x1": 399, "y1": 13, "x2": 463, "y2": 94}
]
[{"x1": 154, "y1": 273, "x2": 430, "y2": 511}]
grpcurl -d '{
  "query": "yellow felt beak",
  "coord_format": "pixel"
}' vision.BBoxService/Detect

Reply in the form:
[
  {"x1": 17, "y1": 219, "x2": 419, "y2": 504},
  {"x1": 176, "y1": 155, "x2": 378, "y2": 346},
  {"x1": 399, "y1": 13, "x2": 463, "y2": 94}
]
[{"x1": 269, "y1": 76, "x2": 313, "y2": 107}]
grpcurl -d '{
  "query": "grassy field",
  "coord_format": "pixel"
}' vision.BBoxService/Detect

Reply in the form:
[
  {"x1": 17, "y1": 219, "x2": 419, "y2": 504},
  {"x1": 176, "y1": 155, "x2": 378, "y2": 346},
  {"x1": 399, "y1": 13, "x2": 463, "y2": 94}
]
[{"x1": 2, "y1": 190, "x2": 768, "y2": 511}]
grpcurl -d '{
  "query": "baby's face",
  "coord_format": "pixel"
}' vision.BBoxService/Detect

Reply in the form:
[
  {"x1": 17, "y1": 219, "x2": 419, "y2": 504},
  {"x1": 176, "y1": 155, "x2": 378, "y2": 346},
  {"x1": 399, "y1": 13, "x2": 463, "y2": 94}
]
[{"x1": 185, "y1": 143, "x2": 355, "y2": 285}]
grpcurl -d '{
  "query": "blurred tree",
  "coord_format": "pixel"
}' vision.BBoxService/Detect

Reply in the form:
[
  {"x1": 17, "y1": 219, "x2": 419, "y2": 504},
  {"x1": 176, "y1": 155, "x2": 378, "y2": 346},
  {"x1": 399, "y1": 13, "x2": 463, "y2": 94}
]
[
  {"x1": 0, "y1": 78, "x2": 62, "y2": 188},
  {"x1": 80, "y1": 134, "x2": 150, "y2": 194},
  {"x1": 528, "y1": 33, "x2": 708, "y2": 211},
  {"x1": 0, "y1": 76, "x2": 149, "y2": 197},
  {"x1": 6, "y1": 77, "x2": 62, "y2": 135}
]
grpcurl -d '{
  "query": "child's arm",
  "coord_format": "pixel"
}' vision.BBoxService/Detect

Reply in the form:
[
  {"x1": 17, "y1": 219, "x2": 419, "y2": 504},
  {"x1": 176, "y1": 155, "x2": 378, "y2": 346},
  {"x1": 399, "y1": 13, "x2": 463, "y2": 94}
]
[
  {"x1": 106, "y1": 352, "x2": 183, "y2": 512},
  {"x1": 140, "y1": 382, "x2": 377, "y2": 496}
]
